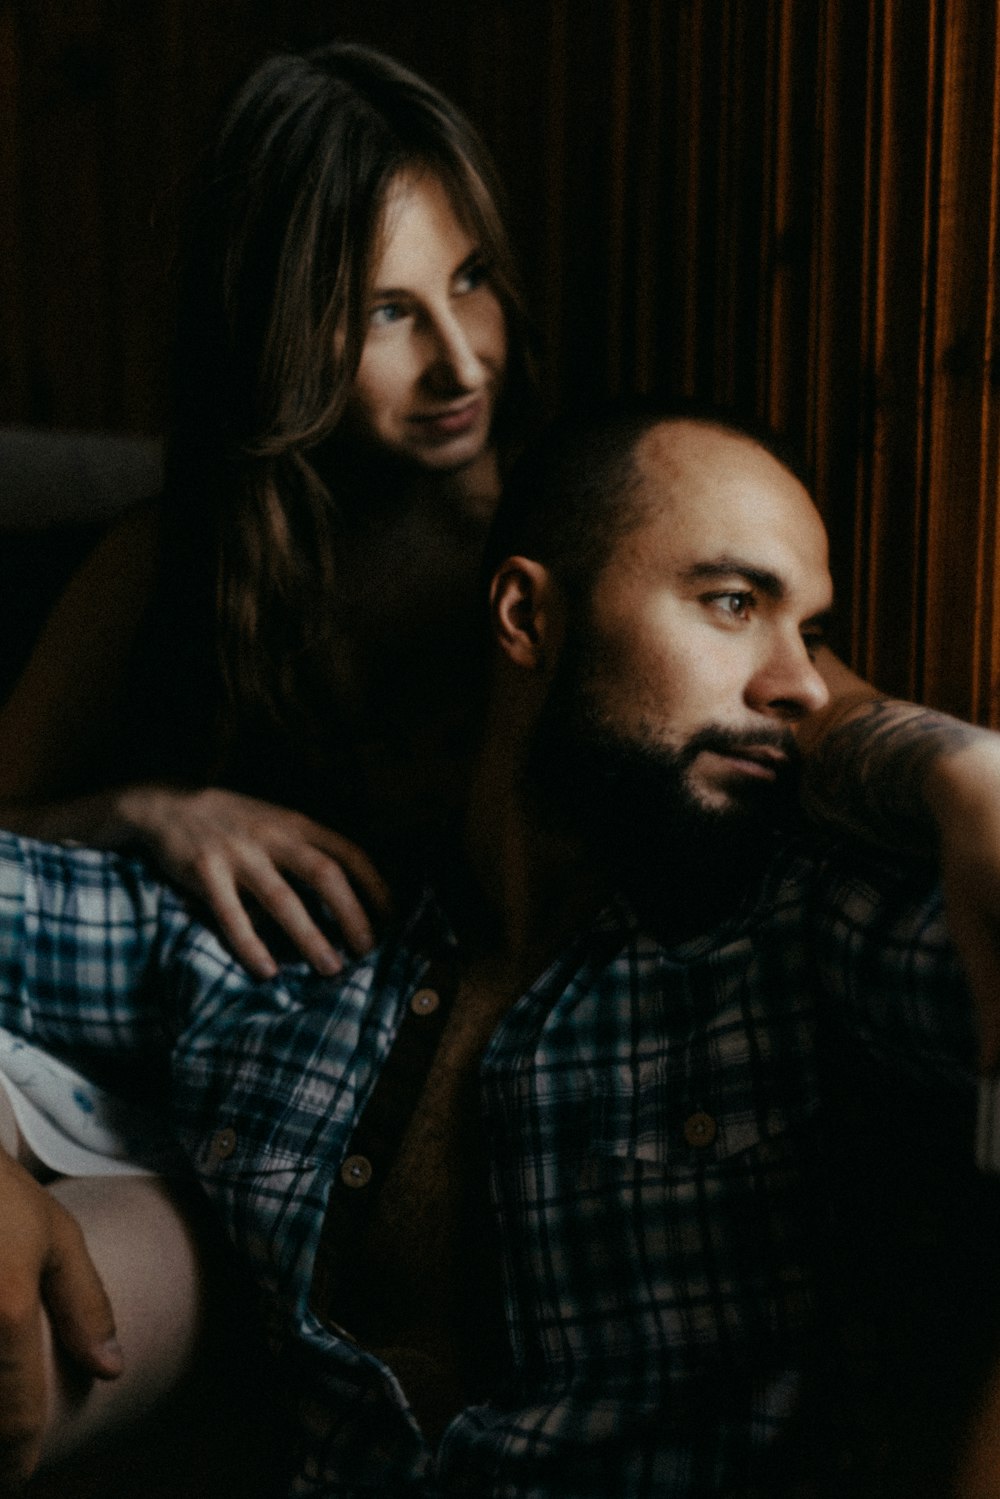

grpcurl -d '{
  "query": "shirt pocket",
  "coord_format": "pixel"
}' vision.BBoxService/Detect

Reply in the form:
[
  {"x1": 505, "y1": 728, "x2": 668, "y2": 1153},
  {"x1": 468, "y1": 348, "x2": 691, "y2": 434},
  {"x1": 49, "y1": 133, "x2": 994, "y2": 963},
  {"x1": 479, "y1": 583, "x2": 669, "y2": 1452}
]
[
  {"x1": 589, "y1": 1001, "x2": 819, "y2": 1155},
  {"x1": 584, "y1": 1053, "x2": 809, "y2": 1226},
  {"x1": 186, "y1": 1122, "x2": 334, "y2": 1300},
  {"x1": 575, "y1": 1051, "x2": 821, "y2": 1361}
]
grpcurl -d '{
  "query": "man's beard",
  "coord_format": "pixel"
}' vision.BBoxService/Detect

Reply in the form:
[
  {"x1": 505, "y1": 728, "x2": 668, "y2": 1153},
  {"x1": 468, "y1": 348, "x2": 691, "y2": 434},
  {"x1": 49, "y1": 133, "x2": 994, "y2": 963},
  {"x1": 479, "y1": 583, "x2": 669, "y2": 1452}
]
[{"x1": 524, "y1": 627, "x2": 802, "y2": 935}]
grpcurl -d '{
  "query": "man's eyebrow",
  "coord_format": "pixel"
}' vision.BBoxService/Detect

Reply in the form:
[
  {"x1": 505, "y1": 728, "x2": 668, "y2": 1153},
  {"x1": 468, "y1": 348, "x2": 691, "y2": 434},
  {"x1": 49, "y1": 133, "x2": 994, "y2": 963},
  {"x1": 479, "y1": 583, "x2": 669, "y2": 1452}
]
[
  {"x1": 682, "y1": 559, "x2": 836, "y2": 632},
  {"x1": 681, "y1": 559, "x2": 787, "y2": 599}
]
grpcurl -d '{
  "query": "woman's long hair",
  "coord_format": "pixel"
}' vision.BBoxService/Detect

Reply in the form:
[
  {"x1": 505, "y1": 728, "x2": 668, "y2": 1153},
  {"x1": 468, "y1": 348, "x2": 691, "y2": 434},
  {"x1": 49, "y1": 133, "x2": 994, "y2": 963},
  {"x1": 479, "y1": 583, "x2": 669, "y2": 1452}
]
[{"x1": 156, "y1": 43, "x2": 535, "y2": 796}]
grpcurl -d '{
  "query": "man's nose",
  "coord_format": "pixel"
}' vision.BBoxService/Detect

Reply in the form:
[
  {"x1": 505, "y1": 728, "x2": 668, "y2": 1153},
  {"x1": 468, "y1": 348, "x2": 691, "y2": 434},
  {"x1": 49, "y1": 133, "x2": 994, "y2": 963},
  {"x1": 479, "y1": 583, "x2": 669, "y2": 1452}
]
[
  {"x1": 422, "y1": 308, "x2": 486, "y2": 393},
  {"x1": 747, "y1": 633, "x2": 831, "y2": 721}
]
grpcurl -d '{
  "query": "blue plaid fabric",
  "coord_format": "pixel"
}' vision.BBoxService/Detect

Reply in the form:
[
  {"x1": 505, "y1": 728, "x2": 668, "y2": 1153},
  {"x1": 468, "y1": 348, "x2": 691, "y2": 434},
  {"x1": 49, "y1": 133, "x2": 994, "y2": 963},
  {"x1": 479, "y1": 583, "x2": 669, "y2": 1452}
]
[{"x1": 0, "y1": 830, "x2": 976, "y2": 1497}]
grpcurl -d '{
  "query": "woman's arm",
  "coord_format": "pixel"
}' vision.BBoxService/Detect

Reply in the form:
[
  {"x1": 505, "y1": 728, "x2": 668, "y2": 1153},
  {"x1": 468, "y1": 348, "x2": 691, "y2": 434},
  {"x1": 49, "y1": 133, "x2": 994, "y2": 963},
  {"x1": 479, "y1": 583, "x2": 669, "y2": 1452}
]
[
  {"x1": 0, "y1": 506, "x2": 389, "y2": 975},
  {"x1": 98, "y1": 785, "x2": 391, "y2": 979},
  {"x1": 0, "y1": 501, "x2": 160, "y2": 805}
]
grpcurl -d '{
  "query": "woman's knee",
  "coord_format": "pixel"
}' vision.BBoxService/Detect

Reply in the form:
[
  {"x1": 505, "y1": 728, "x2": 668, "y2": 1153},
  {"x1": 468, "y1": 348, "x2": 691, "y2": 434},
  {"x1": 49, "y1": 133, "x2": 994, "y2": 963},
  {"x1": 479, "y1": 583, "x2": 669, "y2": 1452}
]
[{"x1": 39, "y1": 1175, "x2": 208, "y2": 1465}]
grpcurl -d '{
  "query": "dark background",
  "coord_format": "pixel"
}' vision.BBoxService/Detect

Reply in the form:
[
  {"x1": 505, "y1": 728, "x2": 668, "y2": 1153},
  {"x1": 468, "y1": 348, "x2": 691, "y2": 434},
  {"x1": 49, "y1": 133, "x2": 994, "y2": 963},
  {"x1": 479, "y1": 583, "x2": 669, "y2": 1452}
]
[{"x1": 1, "y1": 0, "x2": 998, "y2": 720}]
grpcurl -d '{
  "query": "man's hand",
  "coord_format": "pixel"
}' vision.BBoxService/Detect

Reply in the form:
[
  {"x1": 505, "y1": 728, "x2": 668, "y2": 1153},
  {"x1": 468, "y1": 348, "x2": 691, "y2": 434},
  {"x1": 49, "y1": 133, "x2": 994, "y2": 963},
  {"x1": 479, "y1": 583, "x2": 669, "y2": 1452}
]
[{"x1": 0, "y1": 1150, "x2": 121, "y2": 1490}]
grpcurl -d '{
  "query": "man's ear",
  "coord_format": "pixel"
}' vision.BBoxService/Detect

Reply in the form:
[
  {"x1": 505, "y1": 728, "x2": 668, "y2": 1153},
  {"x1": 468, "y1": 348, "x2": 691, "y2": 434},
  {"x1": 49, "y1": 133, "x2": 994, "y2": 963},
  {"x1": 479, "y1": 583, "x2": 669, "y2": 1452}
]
[{"x1": 489, "y1": 556, "x2": 560, "y2": 670}]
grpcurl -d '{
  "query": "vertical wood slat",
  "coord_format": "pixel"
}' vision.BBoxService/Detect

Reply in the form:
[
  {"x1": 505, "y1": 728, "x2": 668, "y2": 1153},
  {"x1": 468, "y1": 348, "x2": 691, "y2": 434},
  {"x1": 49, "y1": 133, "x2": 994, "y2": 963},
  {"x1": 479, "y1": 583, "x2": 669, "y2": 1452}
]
[
  {"x1": 982, "y1": 15, "x2": 1000, "y2": 725},
  {"x1": 758, "y1": 0, "x2": 797, "y2": 436},
  {"x1": 605, "y1": 0, "x2": 630, "y2": 395},
  {"x1": 711, "y1": 0, "x2": 734, "y2": 410},
  {"x1": 631, "y1": 0, "x2": 664, "y2": 394},
  {"x1": 758, "y1": 0, "x2": 791, "y2": 431},
  {"x1": 712, "y1": 0, "x2": 743, "y2": 412},
  {"x1": 675, "y1": 0, "x2": 707, "y2": 398},
  {"x1": 541, "y1": 0, "x2": 568, "y2": 409},
  {"x1": 805, "y1": 0, "x2": 870, "y2": 598},
  {"x1": 850, "y1": 0, "x2": 883, "y2": 684},
  {"x1": 805, "y1": 0, "x2": 835, "y2": 510},
  {"x1": 852, "y1": 0, "x2": 937, "y2": 701},
  {"x1": 923, "y1": 0, "x2": 1000, "y2": 721},
  {"x1": 911, "y1": 0, "x2": 945, "y2": 711}
]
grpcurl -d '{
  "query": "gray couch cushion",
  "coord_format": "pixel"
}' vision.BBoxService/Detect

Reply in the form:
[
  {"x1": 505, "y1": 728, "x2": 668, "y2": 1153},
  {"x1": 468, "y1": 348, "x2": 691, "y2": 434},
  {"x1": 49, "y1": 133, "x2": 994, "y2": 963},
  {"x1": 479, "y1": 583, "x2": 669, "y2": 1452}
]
[{"x1": 0, "y1": 426, "x2": 163, "y2": 530}]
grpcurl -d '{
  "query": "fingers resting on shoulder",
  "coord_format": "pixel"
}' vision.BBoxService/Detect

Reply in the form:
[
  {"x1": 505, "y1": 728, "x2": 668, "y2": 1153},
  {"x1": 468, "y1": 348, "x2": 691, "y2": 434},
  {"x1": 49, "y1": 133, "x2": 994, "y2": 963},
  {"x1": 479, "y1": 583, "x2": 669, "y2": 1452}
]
[{"x1": 117, "y1": 785, "x2": 393, "y2": 980}]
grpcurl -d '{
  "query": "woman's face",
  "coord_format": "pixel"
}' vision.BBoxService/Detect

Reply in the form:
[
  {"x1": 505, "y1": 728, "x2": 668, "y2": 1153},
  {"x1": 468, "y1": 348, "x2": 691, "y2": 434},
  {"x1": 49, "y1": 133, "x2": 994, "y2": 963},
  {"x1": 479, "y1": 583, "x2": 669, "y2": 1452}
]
[{"x1": 344, "y1": 171, "x2": 507, "y2": 472}]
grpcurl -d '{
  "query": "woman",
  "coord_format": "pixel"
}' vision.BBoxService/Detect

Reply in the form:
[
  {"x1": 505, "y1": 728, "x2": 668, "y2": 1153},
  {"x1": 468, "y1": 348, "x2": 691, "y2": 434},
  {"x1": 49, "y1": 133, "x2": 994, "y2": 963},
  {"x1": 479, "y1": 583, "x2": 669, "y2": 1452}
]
[
  {"x1": 0, "y1": 41, "x2": 536, "y2": 978},
  {"x1": 0, "y1": 41, "x2": 537, "y2": 1486}
]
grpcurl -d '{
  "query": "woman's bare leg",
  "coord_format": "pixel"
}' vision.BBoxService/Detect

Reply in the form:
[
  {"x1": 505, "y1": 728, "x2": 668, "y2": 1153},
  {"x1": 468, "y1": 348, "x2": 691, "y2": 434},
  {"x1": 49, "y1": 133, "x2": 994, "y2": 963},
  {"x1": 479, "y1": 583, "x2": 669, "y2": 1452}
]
[
  {"x1": 38, "y1": 1175, "x2": 206, "y2": 1464},
  {"x1": 0, "y1": 1082, "x2": 283, "y2": 1498},
  {"x1": 25, "y1": 1174, "x2": 282, "y2": 1497}
]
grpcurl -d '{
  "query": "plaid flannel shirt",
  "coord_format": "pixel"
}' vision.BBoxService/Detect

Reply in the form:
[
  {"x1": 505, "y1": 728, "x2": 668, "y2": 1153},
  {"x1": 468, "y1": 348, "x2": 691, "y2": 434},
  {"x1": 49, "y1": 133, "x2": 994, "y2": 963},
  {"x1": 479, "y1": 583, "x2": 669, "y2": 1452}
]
[{"x1": 0, "y1": 829, "x2": 976, "y2": 1497}]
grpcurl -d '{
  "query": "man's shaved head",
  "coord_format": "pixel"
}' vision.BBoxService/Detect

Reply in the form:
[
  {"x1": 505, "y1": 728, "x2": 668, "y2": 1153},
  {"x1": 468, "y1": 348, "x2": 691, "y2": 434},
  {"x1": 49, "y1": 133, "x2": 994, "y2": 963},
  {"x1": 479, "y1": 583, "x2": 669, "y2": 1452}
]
[{"x1": 482, "y1": 398, "x2": 813, "y2": 610}]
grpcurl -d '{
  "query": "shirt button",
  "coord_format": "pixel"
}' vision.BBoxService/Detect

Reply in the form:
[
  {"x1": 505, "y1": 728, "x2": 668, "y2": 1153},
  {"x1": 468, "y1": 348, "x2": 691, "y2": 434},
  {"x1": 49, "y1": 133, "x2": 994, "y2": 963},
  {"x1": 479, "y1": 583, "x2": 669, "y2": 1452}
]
[
  {"x1": 683, "y1": 1111, "x2": 718, "y2": 1148},
  {"x1": 211, "y1": 1126, "x2": 237, "y2": 1160},
  {"x1": 340, "y1": 1153, "x2": 373, "y2": 1189},
  {"x1": 410, "y1": 987, "x2": 440, "y2": 1016}
]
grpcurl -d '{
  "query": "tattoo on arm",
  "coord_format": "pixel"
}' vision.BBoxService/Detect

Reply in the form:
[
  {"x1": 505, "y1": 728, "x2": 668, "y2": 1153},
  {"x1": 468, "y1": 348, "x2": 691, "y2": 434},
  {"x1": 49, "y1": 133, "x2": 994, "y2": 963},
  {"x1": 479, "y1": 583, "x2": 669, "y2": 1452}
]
[{"x1": 801, "y1": 698, "x2": 980, "y2": 852}]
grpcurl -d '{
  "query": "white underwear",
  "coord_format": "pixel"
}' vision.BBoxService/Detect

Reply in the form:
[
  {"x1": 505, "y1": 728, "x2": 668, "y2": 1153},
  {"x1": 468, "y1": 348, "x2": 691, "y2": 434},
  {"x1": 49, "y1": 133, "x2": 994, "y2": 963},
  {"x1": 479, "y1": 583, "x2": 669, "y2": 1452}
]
[{"x1": 0, "y1": 1028, "x2": 183, "y2": 1177}]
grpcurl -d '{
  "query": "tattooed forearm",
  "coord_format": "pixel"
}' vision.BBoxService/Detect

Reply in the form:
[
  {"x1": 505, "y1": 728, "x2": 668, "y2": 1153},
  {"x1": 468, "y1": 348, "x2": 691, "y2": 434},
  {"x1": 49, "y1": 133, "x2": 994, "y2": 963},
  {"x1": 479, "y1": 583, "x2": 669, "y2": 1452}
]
[{"x1": 801, "y1": 697, "x2": 982, "y2": 852}]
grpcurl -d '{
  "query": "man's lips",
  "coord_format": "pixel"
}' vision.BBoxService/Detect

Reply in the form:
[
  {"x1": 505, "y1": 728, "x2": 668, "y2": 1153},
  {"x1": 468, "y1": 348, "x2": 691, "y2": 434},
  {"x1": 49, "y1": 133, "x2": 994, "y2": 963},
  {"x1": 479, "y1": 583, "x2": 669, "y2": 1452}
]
[{"x1": 699, "y1": 745, "x2": 791, "y2": 780}]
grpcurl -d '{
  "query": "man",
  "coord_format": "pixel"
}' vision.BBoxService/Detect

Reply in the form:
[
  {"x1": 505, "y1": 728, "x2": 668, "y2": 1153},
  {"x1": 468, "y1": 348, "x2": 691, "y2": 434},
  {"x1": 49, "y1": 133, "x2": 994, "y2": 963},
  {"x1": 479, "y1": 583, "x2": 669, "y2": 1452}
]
[{"x1": 1, "y1": 401, "x2": 999, "y2": 1496}]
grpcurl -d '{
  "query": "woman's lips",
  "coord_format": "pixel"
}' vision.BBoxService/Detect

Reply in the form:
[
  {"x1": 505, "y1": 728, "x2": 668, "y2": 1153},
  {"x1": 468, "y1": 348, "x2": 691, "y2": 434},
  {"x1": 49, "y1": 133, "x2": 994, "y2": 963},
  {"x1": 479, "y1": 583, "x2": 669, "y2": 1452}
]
[{"x1": 409, "y1": 395, "x2": 485, "y2": 438}]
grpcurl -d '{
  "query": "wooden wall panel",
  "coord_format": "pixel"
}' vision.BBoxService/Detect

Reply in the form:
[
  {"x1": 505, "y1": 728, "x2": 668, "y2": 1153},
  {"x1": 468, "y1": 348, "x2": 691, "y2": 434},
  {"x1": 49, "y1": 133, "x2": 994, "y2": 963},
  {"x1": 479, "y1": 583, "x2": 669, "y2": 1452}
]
[
  {"x1": 849, "y1": 1, "x2": 936, "y2": 702},
  {"x1": 921, "y1": 1, "x2": 1000, "y2": 720},
  {"x1": 1, "y1": 0, "x2": 998, "y2": 720}
]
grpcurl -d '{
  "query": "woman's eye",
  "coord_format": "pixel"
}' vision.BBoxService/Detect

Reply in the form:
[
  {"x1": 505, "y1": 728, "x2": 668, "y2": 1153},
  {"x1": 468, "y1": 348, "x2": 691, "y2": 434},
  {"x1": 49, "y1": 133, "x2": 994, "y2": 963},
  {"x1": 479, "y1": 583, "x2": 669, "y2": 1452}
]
[
  {"x1": 369, "y1": 302, "x2": 406, "y2": 327},
  {"x1": 454, "y1": 258, "x2": 490, "y2": 294}
]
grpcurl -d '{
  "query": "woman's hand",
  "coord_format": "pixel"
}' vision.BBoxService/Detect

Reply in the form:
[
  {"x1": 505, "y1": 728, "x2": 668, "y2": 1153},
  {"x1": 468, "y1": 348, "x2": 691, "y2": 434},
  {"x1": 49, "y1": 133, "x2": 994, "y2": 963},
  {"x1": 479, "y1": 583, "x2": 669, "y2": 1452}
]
[{"x1": 116, "y1": 785, "x2": 392, "y2": 979}]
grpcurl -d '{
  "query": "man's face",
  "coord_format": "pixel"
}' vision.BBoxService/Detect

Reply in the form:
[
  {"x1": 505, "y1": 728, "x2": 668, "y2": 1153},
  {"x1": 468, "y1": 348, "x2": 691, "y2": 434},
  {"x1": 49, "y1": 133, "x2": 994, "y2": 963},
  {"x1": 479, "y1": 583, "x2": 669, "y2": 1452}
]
[{"x1": 526, "y1": 421, "x2": 834, "y2": 888}]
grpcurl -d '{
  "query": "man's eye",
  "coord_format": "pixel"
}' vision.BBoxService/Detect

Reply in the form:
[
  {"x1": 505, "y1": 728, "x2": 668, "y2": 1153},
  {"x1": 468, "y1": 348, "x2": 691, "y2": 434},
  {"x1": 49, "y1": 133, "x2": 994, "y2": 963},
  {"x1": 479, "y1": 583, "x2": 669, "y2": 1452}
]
[
  {"x1": 369, "y1": 302, "x2": 406, "y2": 327},
  {"x1": 709, "y1": 591, "x2": 754, "y2": 620},
  {"x1": 802, "y1": 631, "x2": 825, "y2": 661}
]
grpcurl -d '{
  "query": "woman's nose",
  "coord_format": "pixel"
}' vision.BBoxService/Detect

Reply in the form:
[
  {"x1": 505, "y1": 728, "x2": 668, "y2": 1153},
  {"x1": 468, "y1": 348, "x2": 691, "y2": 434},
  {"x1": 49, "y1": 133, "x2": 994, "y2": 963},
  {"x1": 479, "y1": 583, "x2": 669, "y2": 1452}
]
[{"x1": 422, "y1": 309, "x2": 487, "y2": 393}]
